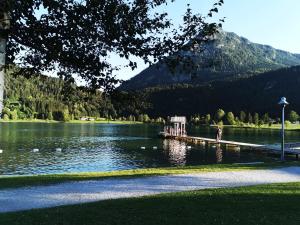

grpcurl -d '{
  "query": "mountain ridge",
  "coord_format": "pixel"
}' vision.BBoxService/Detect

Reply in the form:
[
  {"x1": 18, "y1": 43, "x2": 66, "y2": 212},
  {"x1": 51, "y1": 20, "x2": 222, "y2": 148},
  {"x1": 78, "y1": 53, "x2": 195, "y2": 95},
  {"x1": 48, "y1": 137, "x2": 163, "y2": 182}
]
[{"x1": 121, "y1": 31, "x2": 300, "y2": 90}]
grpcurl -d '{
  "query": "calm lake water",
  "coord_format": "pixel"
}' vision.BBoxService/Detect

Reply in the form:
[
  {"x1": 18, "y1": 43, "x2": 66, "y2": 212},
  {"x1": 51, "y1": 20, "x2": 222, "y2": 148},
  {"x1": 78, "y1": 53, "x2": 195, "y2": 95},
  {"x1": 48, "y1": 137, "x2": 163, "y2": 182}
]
[{"x1": 0, "y1": 123, "x2": 299, "y2": 175}]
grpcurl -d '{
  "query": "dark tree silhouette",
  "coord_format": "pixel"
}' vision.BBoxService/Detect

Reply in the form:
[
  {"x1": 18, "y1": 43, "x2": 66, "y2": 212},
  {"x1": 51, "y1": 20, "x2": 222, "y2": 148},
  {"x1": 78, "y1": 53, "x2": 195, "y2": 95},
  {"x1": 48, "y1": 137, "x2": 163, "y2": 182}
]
[{"x1": 0, "y1": 0, "x2": 224, "y2": 113}]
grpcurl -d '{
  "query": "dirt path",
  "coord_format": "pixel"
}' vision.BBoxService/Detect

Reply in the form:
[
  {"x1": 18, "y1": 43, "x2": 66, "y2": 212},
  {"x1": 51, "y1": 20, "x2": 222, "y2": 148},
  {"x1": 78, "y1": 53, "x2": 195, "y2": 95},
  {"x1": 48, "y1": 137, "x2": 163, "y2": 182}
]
[{"x1": 1, "y1": 166, "x2": 300, "y2": 213}]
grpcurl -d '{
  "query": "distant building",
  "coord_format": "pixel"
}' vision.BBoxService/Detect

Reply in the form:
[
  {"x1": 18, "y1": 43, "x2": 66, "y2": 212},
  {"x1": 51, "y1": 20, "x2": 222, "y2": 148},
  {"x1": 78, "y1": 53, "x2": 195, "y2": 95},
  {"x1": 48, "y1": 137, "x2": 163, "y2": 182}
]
[{"x1": 80, "y1": 117, "x2": 95, "y2": 121}]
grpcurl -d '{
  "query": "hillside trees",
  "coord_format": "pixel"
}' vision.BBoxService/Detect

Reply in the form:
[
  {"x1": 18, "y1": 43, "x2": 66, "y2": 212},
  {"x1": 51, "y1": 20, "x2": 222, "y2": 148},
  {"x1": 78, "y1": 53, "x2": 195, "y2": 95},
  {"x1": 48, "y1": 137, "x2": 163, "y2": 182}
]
[
  {"x1": 3, "y1": 70, "x2": 114, "y2": 120},
  {"x1": 188, "y1": 109, "x2": 300, "y2": 127},
  {"x1": 0, "y1": 0, "x2": 224, "y2": 114}
]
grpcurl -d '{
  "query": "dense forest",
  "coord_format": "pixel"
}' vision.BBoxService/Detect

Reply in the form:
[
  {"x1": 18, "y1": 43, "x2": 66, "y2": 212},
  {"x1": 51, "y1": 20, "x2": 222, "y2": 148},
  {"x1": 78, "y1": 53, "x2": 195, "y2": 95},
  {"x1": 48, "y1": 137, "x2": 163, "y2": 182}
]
[
  {"x1": 3, "y1": 68, "x2": 161, "y2": 122},
  {"x1": 3, "y1": 65, "x2": 300, "y2": 124},
  {"x1": 3, "y1": 68, "x2": 117, "y2": 121},
  {"x1": 141, "y1": 66, "x2": 300, "y2": 119}
]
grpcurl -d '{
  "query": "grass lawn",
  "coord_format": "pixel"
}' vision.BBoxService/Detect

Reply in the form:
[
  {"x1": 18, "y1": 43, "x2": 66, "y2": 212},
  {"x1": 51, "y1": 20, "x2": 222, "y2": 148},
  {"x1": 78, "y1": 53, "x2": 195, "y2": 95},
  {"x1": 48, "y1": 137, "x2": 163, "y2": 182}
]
[
  {"x1": 259, "y1": 123, "x2": 300, "y2": 130},
  {"x1": 67, "y1": 120, "x2": 142, "y2": 124},
  {"x1": 1, "y1": 182, "x2": 300, "y2": 225},
  {"x1": 0, "y1": 119, "x2": 60, "y2": 123},
  {"x1": 0, "y1": 119, "x2": 142, "y2": 125},
  {"x1": 0, "y1": 162, "x2": 299, "y2": 190},
  {"x1": 222, "y1": 124, "x2": 300, "y2": 130}
]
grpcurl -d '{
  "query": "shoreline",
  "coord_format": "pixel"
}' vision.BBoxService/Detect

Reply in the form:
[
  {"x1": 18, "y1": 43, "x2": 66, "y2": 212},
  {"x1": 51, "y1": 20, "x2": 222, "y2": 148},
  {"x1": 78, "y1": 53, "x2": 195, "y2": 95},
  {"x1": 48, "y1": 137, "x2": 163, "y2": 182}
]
[
  {"x1": 209, "y1": 124, "x2": 300, "y2": 131},
  {"x1": 1, "y1": 120, "x2": 299, "y2": 130},
  {"x1": 0, "y1": 119, "x2": 143, "y2": 125}
]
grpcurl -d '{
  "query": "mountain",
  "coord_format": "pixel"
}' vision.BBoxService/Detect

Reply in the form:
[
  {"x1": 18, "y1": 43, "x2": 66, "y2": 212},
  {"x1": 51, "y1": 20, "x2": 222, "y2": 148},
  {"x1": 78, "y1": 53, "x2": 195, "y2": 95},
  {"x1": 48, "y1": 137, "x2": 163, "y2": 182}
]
[
  {"x1": 143, "y1": 66, "x2": 300, "y2": 117},
  {"x1": 121, "y1": 30, "x2": 300, "y2": 90}
]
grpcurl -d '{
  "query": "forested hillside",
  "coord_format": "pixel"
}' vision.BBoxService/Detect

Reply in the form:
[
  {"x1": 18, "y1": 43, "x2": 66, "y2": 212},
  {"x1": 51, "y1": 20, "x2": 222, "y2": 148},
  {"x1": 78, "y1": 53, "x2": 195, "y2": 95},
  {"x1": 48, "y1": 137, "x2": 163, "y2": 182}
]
[
  {"x1": 4, "y1": 65, "x2": 300, "y2": 123},
  {"x1": 3, "y1": 69, "x2": 116, "y2": 121},
  {"x1": 143, "y1": 66, "x2": 300, "y2": 118}
]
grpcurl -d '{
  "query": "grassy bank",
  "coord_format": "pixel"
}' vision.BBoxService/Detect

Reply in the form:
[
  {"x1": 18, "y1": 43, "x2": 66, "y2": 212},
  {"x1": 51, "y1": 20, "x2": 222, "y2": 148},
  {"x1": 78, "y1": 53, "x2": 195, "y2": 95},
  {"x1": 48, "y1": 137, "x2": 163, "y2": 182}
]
[
  {"x1": 0, "y1": 162, "x2": 299, "y2": 190},
  {"x1": 221, "y1": 124, "x2": 300, "y2": 130},
  {"x1": 1, "y1": 182, "x2": 300, "y2": 225},
  {"x1": 0, "y1": 119, "x2": 60, "y2": 123},
  {"x1": 67, "y1": 120, "x2": 143, "y2": 124},
  {"x1": 0, "y1": 119, "x2": 143, "y2": 125}
]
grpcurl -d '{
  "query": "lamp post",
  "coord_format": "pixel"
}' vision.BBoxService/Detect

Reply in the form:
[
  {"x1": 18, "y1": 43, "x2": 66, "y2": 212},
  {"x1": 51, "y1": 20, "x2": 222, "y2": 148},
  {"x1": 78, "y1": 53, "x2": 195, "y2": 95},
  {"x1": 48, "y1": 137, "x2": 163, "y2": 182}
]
[{"x1": 278, "y1": 97, "x2": 289, "y2": 161}]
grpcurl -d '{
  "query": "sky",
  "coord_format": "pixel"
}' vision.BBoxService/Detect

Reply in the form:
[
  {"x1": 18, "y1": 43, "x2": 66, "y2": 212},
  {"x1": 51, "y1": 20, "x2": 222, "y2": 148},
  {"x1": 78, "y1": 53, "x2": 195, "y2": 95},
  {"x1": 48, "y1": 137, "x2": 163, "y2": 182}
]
[{"x1": 116, "y1": 0, "x2": 300, "y2": 81}]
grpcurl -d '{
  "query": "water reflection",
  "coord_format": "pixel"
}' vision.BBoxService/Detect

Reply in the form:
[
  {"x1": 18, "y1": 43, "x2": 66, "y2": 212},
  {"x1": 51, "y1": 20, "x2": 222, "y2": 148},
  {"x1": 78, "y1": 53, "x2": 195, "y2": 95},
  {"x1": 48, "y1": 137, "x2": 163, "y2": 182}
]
[
  {"x1": 0, "y1": 123, "x2": 282, "y2": 175},
  {"x1": 216, "y1": 145, "x2": 223, "y2": 163},
  {"x1": 163, "y1": 139, "x2": 187, "y2": 166}
]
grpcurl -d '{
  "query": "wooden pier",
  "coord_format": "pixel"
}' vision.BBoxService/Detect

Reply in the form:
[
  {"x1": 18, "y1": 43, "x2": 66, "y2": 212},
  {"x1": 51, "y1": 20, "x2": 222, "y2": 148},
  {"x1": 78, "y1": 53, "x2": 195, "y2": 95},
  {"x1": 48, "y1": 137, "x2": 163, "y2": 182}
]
[
  {"x1": 160, "y1": 133, "x2": 300, "y2": 158},
  {"x1": 160, "y1": 115, "x2": 300, "y2": 158}
]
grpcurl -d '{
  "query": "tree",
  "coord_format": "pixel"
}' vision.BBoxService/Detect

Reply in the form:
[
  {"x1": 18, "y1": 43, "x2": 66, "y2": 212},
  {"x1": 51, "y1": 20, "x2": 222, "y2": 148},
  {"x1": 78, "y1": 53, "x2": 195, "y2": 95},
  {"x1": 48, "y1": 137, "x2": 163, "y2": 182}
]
[
  {"x1": 247, "y1": 112, "x2": 253, "y2": 124},
  {"x1": 143, "y1": 114, "x2": 150, "y2": 123},
  {"x1": 0, "y1": 0, "x2": 224, "y2": 113},
  {"x1": 215, "y1": 108, "x2": 225, "y2": 122},
  {"x1": 226, "y1": 112, "x2": 235, "y2": 125},
  {"x1": 288, "y1": 110, "x2": 299, "y2": 123},
  {"x1": 204, "y1": 114, "x2": 211, "y2": 125},
  {"x1": 239, "y1": 111, "x2": 246, "y2": 123},
  {"x1": 62, "y1": 108, "x2": 70, "y2": 122},
  {"x1": 138, "y1": 114, "x2": 144, "y2": 122},
  {"x1": 47, "y1": 111, "x2": 53, "y2": 120},
  {"x1": 253, "y1": 113, "x2": 259, "y2": 126},
  {"x1": 262, "y1": 113, "x2": 270, "y2": 124}
]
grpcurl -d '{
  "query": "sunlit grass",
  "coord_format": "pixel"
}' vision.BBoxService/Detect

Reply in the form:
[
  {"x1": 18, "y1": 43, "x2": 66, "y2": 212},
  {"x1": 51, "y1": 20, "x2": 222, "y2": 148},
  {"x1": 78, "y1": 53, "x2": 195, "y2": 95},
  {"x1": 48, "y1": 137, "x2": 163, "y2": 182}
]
[
  {"x1": 0, "y1": 119, "x2": 142, "y2": 124},
  {"x1": 0, "y1": 119, "x2": 60, "y2": 123},
  {"x1": 67, "y1": 120, "x2": 142, "y2": 124},
  {"x1": 223, "y1": 123, "x2": 300, "y2": 130}
]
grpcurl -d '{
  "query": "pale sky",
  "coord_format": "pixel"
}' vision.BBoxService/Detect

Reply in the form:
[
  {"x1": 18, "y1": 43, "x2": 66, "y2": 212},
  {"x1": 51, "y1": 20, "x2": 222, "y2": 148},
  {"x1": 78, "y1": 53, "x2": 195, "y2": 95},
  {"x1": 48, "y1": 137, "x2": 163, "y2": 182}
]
[{"x1": 116, "y1": 0, "x2": 300, "y2": 81}]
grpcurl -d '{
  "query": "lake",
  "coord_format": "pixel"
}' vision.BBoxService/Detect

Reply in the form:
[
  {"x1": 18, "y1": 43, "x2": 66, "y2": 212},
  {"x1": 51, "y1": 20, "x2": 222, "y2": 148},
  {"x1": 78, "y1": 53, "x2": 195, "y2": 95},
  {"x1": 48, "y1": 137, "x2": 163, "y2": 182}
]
[{"x1": 0, "y1": 123, "x2": 299, "y2": 175}]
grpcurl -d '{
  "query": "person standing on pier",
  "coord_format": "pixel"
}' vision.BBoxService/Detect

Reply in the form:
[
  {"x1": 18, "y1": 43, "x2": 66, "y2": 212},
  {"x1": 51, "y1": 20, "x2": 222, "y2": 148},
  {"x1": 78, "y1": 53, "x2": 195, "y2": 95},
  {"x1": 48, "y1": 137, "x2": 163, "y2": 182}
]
[{"x1": 216, "y1": 126, "x2": 223, "y2": 142}]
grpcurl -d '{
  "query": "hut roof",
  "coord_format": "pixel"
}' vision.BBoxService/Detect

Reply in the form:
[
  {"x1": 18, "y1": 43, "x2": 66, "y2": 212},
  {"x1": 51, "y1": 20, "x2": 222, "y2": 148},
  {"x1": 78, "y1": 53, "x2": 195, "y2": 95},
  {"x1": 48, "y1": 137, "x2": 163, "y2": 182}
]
[{"x1": 170, "y1": 116, "x2": 186, "y2": 123}]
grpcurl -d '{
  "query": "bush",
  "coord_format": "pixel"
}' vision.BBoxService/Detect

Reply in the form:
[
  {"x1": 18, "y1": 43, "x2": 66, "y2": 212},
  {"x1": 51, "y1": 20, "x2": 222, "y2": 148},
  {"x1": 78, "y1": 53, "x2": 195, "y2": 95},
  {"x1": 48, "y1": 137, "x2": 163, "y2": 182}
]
[
  {"x1": 217, "y1": 120, "x2": 223, "y2": 126},
  {"x1": 3, "y1": 114, "x2": 9, "y2": 120},
  {"x1": 47, "y1": 112, "x2": 53, "y2": 120},
  {"x1": 285, "y1": 120, "x2": 291, "y2": 128},
  {"x1": 63, "y1": 108, "x2": 71, "y2": 122},
  {"x1": 10, "y1": 110, "x2": 18, "y2": 120}
]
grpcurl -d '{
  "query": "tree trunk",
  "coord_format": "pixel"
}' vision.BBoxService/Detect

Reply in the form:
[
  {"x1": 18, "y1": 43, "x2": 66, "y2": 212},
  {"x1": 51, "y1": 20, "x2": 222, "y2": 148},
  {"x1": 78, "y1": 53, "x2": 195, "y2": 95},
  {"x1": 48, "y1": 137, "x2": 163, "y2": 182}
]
[
  {"x1": 0, "y1": 12, "x2": 9, "y2": 115},
  {"x1": 0, "y1": 37, "x2": 5, "y2": 114}
]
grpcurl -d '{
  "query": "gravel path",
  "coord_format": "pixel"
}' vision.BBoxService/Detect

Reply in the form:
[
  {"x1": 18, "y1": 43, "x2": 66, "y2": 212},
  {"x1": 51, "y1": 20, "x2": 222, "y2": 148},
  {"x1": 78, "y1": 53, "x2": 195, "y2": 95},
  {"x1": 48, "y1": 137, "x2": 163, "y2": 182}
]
[{"x1": 1, "y1": 166, "x2": 300, "y2": 213}]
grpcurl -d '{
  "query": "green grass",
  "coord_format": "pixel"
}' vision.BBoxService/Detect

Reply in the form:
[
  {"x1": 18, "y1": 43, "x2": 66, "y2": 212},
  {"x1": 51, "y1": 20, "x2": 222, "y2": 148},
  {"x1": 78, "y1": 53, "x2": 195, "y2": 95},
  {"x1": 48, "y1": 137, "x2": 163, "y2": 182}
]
[
  {"x1": 0, "y1": 119, "x2": 142, "y2": 125},
  {"x1": 259, "y1": 124, "x2": 300, "y2": 130},
  {"x1": 67, "y1": 120, "x2": 142, "y2": 124},
  {"x1": 0, "y1": 162, "x2": 299, "y2": 190},
  {"x1": 1, "y1": 182, "x2": 300, "y2": 225},
  {"x1": 0, "y1": 119, "x2": 60, "y2": 123},
  {"x1": 223, "y1": 124, "x2": 300, "y2": 130}
]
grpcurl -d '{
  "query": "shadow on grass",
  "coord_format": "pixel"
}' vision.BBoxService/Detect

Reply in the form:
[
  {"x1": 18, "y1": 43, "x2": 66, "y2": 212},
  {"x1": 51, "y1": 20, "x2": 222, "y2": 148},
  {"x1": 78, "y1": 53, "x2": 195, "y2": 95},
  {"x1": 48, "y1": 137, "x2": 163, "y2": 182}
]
[
  {"x1": 1, "y1": 162, "x2": 299, "y2": 190},
  {"x1": 1, "y1": 183, "x2": 300, "y2": 225}
]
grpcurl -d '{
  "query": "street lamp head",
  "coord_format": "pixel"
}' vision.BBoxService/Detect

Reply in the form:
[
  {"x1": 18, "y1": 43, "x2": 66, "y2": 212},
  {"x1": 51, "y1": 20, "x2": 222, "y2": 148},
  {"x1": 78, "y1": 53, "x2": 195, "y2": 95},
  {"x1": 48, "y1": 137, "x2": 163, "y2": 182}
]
[{"x1": 278, "y1": 97, "x2": 289, "y2": 106}]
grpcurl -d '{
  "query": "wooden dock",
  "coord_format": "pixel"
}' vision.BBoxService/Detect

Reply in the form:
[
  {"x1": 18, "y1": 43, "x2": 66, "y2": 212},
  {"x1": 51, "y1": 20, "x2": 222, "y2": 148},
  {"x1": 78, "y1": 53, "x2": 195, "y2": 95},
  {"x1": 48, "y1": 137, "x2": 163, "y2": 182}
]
[{"x1": 160, "y1": 133, "x2": 300, "y2": 158}]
